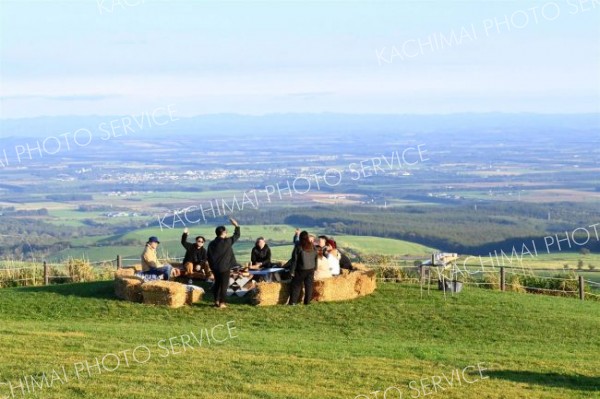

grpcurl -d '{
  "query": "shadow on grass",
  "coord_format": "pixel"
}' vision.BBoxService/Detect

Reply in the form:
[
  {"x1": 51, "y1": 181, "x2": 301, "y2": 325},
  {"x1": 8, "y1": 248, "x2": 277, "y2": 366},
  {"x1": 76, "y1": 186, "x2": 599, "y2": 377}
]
[
  {"x1": 488, "y1": 370, "x2": 600, "y2": 391},
  {"x1": 18, "y1": 280, "x2": 118, "y2": 300},
  {"x1": 193, "y1": 281, "x2": 254, "y2": 307},
  {"x1": 18, "y1": 281, "x2": 255, "y2": 308}
]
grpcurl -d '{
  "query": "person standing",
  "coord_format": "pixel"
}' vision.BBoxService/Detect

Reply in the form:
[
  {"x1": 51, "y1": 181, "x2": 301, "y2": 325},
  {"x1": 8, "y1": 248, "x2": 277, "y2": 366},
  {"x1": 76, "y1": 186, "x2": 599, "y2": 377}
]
[
  {"x1": 181, "y1": 227, "x2": 211, "y2": 279},
  {"x1": 207, "y1": 218, "x2": 240, "y2": 308},
  {"x1": 289, "y1": 231, "x2": 317, "y2": 305}
]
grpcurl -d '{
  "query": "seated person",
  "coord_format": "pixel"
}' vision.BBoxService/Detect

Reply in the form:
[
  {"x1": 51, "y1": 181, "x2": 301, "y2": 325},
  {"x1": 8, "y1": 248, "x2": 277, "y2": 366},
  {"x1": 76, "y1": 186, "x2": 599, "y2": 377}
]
[
  {"x1": 141, "y1": 236, "x2": 180, "y2": 280},
  {"x1": 314, "y1": 247, "x2": 333, "y2": 280},
  {"x1": 181, "y1": 227, "x2": 211, "y2": 279},
  {"x1": 317, "y1": 235, "x2": 331, "y2": 256},
  {"x1": 339, "y1": 250, "x2": 354, "y2": 271},
  {"x1": 251, "y1": 237, "x2": 272, "y2": 269},
  {"x1": 325, "y1": 239, "x2": 341, "y2": 276}
]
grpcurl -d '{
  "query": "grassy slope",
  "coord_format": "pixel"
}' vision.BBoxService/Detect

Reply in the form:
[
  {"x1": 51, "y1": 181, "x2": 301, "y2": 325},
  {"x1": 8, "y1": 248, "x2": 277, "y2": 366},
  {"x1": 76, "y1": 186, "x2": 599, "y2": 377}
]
[
  {"x1": 0, "y1": 283, "x2": 598, "y2": 399},
  {"x1": 50, "y1": 225, "x2": 438, "y2": 263}
]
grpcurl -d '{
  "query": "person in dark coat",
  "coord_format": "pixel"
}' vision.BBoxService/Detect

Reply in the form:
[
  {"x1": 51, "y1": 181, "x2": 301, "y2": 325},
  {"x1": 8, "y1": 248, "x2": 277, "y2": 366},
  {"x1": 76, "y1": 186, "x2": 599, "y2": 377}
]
[
  {"x1": 289, "y1": 231, "x2": 317, "y2": 305},
  {"x1": 339, "y1": 250, "x2": 354, "y2": 271},
  {"x1": 180, "y1": 227, "x2": 210, "y2": 278},
  {"x1": 251, "y1": 237, "x2": 272, "y2": 269},
  {"x1": 207, "y1": 218, "x2": 240, "y2": 308}
]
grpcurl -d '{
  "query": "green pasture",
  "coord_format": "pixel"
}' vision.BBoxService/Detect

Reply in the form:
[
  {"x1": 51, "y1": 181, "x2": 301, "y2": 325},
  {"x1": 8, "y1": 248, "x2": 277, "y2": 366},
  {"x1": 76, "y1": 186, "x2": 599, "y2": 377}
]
[{"x1": 0, "y1": 283, "x2": 598, "y2": 398}]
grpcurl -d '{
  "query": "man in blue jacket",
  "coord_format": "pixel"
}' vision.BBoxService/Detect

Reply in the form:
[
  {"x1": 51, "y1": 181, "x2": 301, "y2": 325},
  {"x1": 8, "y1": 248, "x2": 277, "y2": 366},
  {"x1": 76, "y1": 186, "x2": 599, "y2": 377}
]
[{"x1": 207, "y1": 217, "x2": 240, "y2": 308}]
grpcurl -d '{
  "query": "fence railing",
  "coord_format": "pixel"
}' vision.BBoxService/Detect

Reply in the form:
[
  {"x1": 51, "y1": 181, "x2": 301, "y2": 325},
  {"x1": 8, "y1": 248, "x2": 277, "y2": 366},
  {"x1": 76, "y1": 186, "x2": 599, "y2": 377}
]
[
  {"x1": 0, "y1": 255, "x2": 186, "y2": 287},
  {"x1": 2, "y1": 254, "x2": 600, "y2": 302},
  {"x1": 373, "y1": 262, "x2": 600, "y2": 301}
]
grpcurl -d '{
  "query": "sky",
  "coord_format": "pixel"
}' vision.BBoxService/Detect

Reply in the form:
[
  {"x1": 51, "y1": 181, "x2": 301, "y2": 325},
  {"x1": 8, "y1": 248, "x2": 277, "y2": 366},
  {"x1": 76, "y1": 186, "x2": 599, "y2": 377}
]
[{"x1": 0, "y1": 0, "x2": 599, "y2": 118}]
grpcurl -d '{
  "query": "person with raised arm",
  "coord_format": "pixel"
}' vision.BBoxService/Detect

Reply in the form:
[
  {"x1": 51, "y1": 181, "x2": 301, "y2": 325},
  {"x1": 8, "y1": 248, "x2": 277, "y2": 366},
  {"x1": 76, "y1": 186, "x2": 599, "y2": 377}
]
[
  {"x1": 180, "y1": 227, "x2": 211, "y2": 279},
  {"x1": 207, "y1": 217, "x2": 241, "y2": 308}
]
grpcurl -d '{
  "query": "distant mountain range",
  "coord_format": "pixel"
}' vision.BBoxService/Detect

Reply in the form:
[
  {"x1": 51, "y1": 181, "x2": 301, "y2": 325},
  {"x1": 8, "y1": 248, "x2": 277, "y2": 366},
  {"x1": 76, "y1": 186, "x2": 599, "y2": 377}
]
[{"x1": 1, "y1": 113, "x2": 598, "y2": 139}]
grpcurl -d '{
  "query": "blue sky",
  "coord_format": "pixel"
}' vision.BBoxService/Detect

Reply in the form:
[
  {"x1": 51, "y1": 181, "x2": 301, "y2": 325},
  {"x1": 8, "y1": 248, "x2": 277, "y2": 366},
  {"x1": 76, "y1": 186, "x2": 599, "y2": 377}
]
[{"x1": 0, "y1": 0, "x2": 599, "y2": 118}]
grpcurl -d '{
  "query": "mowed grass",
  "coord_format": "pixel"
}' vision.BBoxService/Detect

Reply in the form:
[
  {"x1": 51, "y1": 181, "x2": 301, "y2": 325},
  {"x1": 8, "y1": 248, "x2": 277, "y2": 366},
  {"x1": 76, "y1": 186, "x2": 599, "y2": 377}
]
[{"x1": 0, "y1": 283, "x2": 598, "y2": 399}]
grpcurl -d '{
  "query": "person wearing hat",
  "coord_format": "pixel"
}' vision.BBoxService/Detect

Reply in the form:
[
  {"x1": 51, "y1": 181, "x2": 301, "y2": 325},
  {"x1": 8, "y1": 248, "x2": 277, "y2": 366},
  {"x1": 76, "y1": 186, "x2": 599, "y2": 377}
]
[
  {"x1": 207, "y1": 217, "x2": 240, "y2": 308},
  {"x1": 141, "y1": 236, "x2": 180, "y2": 280}
]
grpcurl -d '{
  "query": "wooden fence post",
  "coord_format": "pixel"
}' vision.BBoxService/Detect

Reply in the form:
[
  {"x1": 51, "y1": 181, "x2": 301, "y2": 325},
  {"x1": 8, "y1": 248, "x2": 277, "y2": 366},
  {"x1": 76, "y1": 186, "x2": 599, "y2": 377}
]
[
  {"x1": 578, "y1": 275, "x2": 584, "y2": 301},
  {"x1": 43, "y1": 261, "x2": 49, "y2": 286},
  {"x1": 500, "y1": 267, "x2": 506, "y2": 292},
  {"x1": 419, "y1": 265, "x2": 425, "y2": 282},
  {"x1": 117, "y1": 255, "x2": 122, "y2": 269}
]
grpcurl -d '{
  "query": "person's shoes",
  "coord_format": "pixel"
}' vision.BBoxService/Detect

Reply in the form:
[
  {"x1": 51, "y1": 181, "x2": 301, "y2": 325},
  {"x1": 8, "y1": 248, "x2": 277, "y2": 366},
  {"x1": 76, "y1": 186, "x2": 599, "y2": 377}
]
[
  {"x1": 218, "y1": 303, "x2": 228, "y2": 309},
  {"x1": 214, "y1": 302, "x2": 220, "y2": 308}
]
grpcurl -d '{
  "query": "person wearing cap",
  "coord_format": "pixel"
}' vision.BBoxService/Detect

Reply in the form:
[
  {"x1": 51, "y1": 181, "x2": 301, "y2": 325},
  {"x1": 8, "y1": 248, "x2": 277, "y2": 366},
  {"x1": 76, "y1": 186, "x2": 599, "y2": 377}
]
[
  {"x1": 141, "y1": 236, "x2": 180, "y2": 280},
  {"x1": 207, "y1": 217, "x2": 240, "y2": 308}
]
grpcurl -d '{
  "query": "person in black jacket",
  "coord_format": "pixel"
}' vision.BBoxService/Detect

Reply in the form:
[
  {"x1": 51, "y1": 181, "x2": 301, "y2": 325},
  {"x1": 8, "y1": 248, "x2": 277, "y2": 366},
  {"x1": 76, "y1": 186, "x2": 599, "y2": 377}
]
[
  {"x1": 251, "y1": 237, "x2": 272, "y2": 269},
  {"x1": 207, "y1": 218, "x2": 240, "y2": 308},
  {"x1": 339, "y1": 250, "x2": 354, "y2": 271},
  {"x1": 181, "y1": 227, "x2": 210, "y2": 278},
  {"x1": 289, "y1": 230, "x2": 318, "y2": 305}
]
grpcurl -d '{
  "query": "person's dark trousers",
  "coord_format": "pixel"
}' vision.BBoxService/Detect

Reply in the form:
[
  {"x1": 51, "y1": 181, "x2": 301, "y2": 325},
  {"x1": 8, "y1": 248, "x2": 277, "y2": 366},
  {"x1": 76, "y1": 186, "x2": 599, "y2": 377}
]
[
  {"x1": 212, "y1": 269, "x2": 230, "y2": 305},
  {"x1": 290, "y1": 269, "x2": 315, "y2": 305}
]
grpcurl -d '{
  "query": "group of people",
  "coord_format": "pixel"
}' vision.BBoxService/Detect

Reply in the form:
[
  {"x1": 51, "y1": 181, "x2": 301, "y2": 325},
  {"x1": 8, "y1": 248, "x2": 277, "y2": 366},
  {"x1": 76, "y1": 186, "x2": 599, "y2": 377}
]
[
  {"x1": 289, "y1": 229, "x2": 353, "y2": 305},
  {"x1": 140, "y1": 218, "x2": 353, "y2": 308},
  {"x1": 140, "y1": 218, "x2": 241, "y2": 308}
]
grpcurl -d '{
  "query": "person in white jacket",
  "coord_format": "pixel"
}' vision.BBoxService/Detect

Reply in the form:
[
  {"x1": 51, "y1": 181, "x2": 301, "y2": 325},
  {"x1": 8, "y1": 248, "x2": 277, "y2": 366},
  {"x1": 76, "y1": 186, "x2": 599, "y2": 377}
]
[{"x1": 325, "y1": 239, "x2": 341, "y2": 276}]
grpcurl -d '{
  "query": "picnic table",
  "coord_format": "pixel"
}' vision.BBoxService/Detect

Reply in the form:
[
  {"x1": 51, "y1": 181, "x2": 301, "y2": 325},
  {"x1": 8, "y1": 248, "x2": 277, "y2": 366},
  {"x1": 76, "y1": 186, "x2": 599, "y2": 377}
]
[{"x1": 249, "y1": 267, "x2": 285, "y2": 283}]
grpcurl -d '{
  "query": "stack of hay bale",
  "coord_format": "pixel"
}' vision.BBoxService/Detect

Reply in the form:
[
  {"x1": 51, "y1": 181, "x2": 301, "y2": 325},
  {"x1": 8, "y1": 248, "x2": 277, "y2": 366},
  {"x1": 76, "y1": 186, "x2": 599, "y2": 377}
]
[
  {"x1": 312, "y1": 265, "x2": 376, "y2": 302},
  {"x1": 140, "y1": 281, "x2": 188, "y2": 308},
  {"x1": 251, "y1": 281, "x2": 292, "y2": 306},
  {"x1": 114, "y1": 268, "x2": 144, "y2": 303},
  {"x1": 114, "y1": 268, "x2": 203, "y2": 308},
  {"x1": 251, "y1": 264, "x2": 376, "y2": 306}
]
